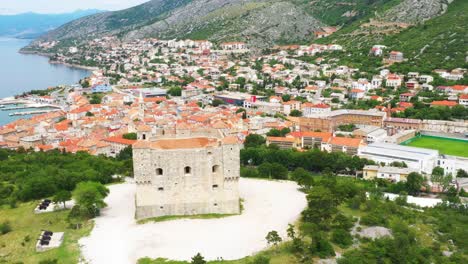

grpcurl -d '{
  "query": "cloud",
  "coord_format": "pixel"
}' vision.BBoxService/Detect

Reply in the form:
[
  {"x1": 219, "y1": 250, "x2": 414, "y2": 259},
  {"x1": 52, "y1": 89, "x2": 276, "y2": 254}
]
[{"x1": 0, "y1": 0, "x2": 150, "y2": 14}]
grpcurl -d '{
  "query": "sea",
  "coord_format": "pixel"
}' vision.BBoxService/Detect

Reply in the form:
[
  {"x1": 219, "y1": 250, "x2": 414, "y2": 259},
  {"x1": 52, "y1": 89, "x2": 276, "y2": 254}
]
[{"x1": 0, "y1": 37, "x2": 90, "y2": 125}]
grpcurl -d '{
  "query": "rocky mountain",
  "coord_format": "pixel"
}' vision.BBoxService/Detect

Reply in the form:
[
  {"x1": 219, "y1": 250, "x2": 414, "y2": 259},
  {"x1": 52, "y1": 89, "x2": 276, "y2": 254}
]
[
  {"x1": 27, "y1": 0, "x2": 459, "y2": 50},
  {"x1": 30, "y1": 0, "x2": 397, "y2": 49},
  {"x1": 0, "y1": 9, "x2": 103, "y2": 39},
  {"x1": 315, "y1": 0, "x2": 467, "y2": 73}
]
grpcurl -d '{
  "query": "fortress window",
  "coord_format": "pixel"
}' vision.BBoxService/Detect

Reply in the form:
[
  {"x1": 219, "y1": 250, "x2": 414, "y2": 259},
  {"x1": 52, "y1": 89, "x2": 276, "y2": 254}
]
[
  {"x1": 142, "y1": 134, "x2": 146, "y2": 140},
  {"x1": 156, "y1": 168, "x2": 163, "y2": 176},
  {"x1": 158, "y1": 187, "x2": 164, "y2": 191},
  {"x1": 214, "y1": 203, "x2": 218, "y2": 206},
  {"x1": 212, "y1": 184, "x2": 219, "y2": 189},
  {"x1": 212, "y1": 165, "x2": 220, "y2": 173},
  {"x1": 184, "y1": 166, "x2": 192, "y2": 175}
]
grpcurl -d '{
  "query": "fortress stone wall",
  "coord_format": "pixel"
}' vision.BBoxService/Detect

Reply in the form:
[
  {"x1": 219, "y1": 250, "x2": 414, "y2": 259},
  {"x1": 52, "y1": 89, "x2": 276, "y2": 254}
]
[{"x1": 133, "y1": 137, "x2": 240, "y2": 220}]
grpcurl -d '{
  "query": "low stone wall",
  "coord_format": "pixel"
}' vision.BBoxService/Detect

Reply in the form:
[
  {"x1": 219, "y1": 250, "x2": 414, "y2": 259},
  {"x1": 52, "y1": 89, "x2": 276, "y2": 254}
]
[
  {"x1": 135, "y1": 199, "x2": 240, "y2": 220},
  {"x1": 421, "y1": 120, "x2": 468, "y2": 134}
]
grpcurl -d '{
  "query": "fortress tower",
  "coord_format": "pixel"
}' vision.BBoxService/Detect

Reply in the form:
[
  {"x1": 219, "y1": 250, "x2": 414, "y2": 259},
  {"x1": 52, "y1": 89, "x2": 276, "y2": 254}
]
[{"x1": 132, "y1": 136, "x2": 240, "y2": 220}]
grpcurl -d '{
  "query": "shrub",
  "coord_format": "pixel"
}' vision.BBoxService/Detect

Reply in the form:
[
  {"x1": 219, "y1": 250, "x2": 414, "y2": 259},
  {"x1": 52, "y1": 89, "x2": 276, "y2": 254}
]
[
  {"x1": 360, "y1": 213, "x2": 386, "y2": 226},
  {"x1": 39, "y1": 260, "x2": 58, "y2": 264},
  {"x1": 331, "y1": 229, "x2": 353, "y2": 248},
  {"x1": 0, "y1": 221, "x2": 12, "y2": 235},
  {"x1": 315, "y1": 238, "x2": 336, "y2": 258},
  {"x1": 251, "y1": 255, "x2": 270, "y2": 264},
  {"x1": 240, "y1": 166, "x2": 259, "y2": 178}
]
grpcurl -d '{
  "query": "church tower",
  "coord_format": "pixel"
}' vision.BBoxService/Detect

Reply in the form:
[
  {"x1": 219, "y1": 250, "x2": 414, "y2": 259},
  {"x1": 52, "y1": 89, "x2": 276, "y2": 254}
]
[{"x1": 138, "y1": 91, "x2": 145, "y2": 120}]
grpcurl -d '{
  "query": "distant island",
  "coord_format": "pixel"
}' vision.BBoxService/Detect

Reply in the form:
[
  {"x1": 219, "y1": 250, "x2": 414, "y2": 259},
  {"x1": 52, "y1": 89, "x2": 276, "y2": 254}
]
[{"x1": 0, "y1": 9, "x2": 104, "y2": 39}]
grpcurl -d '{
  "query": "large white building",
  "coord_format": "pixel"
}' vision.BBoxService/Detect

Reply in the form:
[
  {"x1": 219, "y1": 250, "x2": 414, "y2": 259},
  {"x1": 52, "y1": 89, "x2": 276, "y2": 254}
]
[
  {"x1": 359, "y1": 143, "x2": 439, "y2": 174},
  {"x1": 132, "y1": 137, "x2": 240, "y2": 220}
]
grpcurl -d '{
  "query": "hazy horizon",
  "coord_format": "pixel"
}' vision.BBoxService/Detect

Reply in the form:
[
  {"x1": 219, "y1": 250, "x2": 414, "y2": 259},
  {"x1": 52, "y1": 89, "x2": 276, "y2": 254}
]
[{"x1": 0, "y1": 0, "x2": 149, "y2": 15}]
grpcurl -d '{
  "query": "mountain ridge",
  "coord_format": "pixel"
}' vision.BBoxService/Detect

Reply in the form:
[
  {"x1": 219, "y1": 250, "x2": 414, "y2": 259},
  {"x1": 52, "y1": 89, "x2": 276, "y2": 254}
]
[
  {"x1": 0, "y1": 9, "x2": 104, "y2": 39},
  {"x1": 26, "y1": 0, "x2": 461, "y2": 51}
]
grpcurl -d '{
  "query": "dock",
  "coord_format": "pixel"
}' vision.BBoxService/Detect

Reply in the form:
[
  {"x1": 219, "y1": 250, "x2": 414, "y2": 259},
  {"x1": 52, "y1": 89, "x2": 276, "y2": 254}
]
[{"x1": 8, "y1": 109, "x2": 60, "y2": 116}]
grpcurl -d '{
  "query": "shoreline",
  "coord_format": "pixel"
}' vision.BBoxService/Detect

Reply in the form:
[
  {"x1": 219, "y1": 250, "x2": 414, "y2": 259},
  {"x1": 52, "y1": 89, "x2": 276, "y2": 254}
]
[
  {"x1": 49, "y1": 60, "x2": 99, "y2": 71},
  {"x1": 19, "y1": 49, "x2": 99, "y2": 71}
]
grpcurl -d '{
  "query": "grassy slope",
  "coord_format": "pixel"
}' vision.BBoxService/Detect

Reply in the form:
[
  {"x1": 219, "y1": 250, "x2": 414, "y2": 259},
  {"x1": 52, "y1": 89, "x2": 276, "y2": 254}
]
[
  {"x1": 402, "y1": 136, "x2": 468, "y2": 157},
  {"x1": 0, "y1": 202, "x2": 92, "y2": 263},
  {"x1": 316, "y1": 0, "x2": 468, "y2": 73},
  {"x1": 138, "y1": 244, "x2": 297, "y2": 264},
  {"x1": 384, "y1": 0, "x2": 468, "y2": 72},
  {"x1": 296, "y1": 0, "x2": 401, "y2": 26}
]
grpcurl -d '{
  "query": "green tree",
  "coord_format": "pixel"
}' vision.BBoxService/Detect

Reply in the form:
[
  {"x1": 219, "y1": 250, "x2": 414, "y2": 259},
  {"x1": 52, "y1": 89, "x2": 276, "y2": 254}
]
[
  {"x1": 302, "y1": 186, "x2": 339, "y2": 225},
  {"x1": 67, "y1": 204, "x2": 88, "y2": 229},
  {"x1": 289, "y1": 110, "x2": 302, "y2": 117},
  {"x1": 53, "y1": 190, "x2": 71, "y2": 208},
  {"x1": 191, "y1": 253, "x2": 206, "y2": 264},
  {"x1": 281, "y1": 94, "x2": 291, "y2": 102},
  {"x1": 445, "y1": 186, "x2": 460, "y2": 203},
  {"x1": 73, "y1": 182, "x2": 109, "y2": 217},
  {"x1": 167, "y1": 87, "x2": 182, "y2": 96},
  {"x1": 122, "y1": 133, "x2": 137, "y2": 140},
  {"x1": 81, "y1": 79, "x2": 90, "y2": 88},
  {"x1": 244, "y1": 134, "x2": 266, "y2": 148},
  {"x1": 406, "y1": 172, "x2": 424, "y2": 195},
  {"x1": 456, "y1": 169, "x2": 468, "y2": 178},
  {"x1": 240, "y1": 167, "x2": 259, "y2": 178},
  {"x1": 431, "y1": 167, "x2": 452, "y2": 192},
  {"x1": 265, "y1": 230, "x2": 282, "y2": 247},
  {"x1": 389, "y1": 161, "x2": 407, "y2": 168},
  {"x1": 432, "y1": 166, "x2": 444, "y2": 177},
  {"x1": 89, "y1": 94, "x2": 102, "y2": 104},
  {"x1": 211, "y1": 99, "x2": 224, "y2": 107},
  {"x1": 310, "y1": 234, "x2": 335, "y2": 258},
  {"x1": 291, "y1": 167, "x2": 314, "y2": 190},
  {"x1": 258, "y1": 163, "x2": 288, "y2": 179},
  {"x1": 331, "y1": 229, "x2": 353, "y2": 248}
]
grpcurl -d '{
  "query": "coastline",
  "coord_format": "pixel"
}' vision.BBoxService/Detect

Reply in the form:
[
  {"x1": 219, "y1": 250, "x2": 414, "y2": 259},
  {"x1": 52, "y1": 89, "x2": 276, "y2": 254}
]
[
  {"x1": 49, "y1": 61, "x2": 99, "y2": 71},
  {"x1": 19, "y1": 49, "x2": 98, "y2": 71}
]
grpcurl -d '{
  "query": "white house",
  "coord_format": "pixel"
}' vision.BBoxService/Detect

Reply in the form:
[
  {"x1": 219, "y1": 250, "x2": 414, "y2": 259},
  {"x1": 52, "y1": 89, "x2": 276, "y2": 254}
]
[
  {"x1": 282, "y1": 100, "x2": 302, "y2": 115},
  {"x1": 419, "y1": 75, "x2": 434, "y2": 84},
  {"x1": 386, "y1": 74, "x2": 402, "y2": 88},
  {"x1": 459, "y1": 94, "x2": 468, "y2": 107},
  {"x1": 302, "y1": 102, "x2": 331, "y2": 117}
]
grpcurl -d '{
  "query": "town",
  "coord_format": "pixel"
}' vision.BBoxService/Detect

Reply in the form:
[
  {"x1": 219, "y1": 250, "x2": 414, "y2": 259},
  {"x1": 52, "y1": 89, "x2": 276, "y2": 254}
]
[
  {"x1": 0, "y1": 35, "x2": 467, "y2": 264},
  {"x1": 2, "y1": 37, "x2": 467, "y2": 179}
]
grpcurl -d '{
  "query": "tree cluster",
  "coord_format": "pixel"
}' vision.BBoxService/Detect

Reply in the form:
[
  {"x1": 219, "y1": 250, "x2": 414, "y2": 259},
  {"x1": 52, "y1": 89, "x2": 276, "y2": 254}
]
[
  {"x1": 240, "y1": 144, "x2": 375, "y2": 176},
  {"x1": 0, "y1": 148, "x2": 129, "y2": 205}
]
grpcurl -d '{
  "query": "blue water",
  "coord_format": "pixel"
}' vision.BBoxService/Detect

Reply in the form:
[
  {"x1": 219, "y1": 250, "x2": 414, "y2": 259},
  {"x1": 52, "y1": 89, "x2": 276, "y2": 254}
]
[{"x1": 0, "y1": 37, "x2": 90, "y2": 125}]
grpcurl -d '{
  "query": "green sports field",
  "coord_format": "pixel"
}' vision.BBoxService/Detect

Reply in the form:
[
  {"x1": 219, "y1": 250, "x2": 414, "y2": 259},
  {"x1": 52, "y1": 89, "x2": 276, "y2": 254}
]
[{"x1": 401, "y1": 136, "x2": 468, "y2": 158}]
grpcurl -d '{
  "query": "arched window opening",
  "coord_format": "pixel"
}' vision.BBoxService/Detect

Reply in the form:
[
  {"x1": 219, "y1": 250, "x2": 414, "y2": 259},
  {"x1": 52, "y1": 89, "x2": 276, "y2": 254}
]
[
  {"x1": 156, "y1": 168, "x2": 163, "y2": 176},
  {"x1": 212, "y1": 165, "x2": 220, "y2": 173},
  {"x1": 184, "y1": 166, "x2": 191, "y2": 175}
]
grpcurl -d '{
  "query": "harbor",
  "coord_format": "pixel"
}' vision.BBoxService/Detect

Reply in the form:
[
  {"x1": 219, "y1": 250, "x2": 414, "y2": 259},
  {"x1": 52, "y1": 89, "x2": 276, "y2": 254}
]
[
  {"x1": 0, "y1": 98, "x2": 63, "y2": 125},
  {"x1": 9, "y1": 109, "x2": 61, "y2": 116}
]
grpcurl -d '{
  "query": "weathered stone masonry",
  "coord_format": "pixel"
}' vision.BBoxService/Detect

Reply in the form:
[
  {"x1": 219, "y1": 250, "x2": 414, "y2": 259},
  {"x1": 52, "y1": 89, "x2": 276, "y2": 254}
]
[{"x1": 133, "y1": 137, "x2": 240, "y2": 220}]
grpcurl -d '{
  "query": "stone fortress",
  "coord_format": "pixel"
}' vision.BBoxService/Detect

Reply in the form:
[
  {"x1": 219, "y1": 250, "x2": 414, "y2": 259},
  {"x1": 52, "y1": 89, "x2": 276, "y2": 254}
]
[{"x1": 133, "y1": 135, "x2": 240, "y2": 220}]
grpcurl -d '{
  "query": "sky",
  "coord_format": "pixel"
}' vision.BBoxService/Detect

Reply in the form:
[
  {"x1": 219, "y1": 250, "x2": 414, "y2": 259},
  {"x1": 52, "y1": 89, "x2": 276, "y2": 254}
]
[{"x1": 0, "y1": 0, "x2": 150, "y2": 15}]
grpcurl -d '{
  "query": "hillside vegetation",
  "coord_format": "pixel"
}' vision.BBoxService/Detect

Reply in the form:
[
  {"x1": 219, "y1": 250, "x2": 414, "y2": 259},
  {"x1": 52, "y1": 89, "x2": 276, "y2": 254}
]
[
  {"x1": 28, "y1": 0, "x2": 426, "y2": 49},
  {"x1": 385, "y1": 0, "x2": 468, "y2": 72}
]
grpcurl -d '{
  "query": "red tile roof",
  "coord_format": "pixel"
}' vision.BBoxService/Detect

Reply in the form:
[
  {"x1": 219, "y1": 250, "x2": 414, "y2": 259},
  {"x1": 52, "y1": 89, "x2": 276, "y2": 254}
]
[
  {"x1": 430, "y1": 100, "x2": 458, "y2": 107},
  {"x1": 104, "y1": 136, "x2": 136, "y2": 145},
  {"x1": 330, "y1": 137, "x2": 362, "y2": 148}
]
